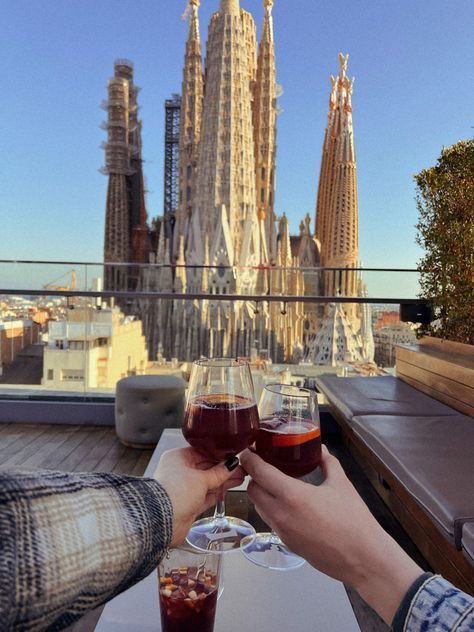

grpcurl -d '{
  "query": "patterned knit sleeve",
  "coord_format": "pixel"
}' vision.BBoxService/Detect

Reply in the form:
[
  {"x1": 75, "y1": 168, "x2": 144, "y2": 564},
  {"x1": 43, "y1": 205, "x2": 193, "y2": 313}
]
[
  {"x1": 0, "y1": 469, "x2": 174, "y2": 631},
  {"x1": 392, "y1": 574, "x2": 474, "y2": 632}
]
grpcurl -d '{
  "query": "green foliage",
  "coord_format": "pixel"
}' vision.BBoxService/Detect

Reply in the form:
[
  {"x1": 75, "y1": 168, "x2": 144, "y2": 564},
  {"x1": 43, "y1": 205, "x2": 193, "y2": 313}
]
[{"x1": 414, "y1": 139, "x2": 474, "y2": 344}]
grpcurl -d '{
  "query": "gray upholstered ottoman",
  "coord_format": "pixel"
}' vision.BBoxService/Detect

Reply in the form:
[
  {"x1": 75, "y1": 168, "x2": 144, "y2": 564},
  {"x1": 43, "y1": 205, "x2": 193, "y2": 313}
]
[{"x1": 115, "y1": 375, "x2": 186, "y2": 448}]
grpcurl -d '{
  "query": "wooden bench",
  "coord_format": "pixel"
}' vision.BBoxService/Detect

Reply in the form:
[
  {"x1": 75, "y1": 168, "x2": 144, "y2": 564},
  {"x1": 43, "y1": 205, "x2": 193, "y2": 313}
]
[
  {"x1": 316, "y1": 340, "x2": 474, "y2": 596},
  {"x1": 396, "y1": 337, "x2": 474, "y2": 417}
]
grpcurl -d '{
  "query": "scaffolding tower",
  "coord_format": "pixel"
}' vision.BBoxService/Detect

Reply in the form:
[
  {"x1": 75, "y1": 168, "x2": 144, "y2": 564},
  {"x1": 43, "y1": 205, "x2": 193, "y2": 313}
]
[{"x1": 163, "y1": 94, "x2": 181, "y2": 246}]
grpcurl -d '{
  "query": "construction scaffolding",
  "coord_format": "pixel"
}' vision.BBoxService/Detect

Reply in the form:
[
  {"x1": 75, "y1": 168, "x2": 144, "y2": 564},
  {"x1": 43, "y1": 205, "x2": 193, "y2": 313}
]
[{"x1": 163, "y1": 94, "x2": 181, "y2": 246}]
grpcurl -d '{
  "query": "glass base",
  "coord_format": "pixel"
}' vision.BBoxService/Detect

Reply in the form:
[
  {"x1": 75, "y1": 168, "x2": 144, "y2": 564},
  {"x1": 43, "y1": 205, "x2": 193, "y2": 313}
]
[
  {"x1": 241, "y1": 532, "x2": 306, "y2": 570},
  {"x1": 186, "y1": 516, "x2": 256, "y2": 554}
]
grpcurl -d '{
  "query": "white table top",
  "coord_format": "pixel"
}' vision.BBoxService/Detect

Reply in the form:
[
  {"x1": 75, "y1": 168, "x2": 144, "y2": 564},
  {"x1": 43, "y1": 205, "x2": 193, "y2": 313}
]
[{"x1": 95, "y1": 429, "x2": 360, "y2": 632}]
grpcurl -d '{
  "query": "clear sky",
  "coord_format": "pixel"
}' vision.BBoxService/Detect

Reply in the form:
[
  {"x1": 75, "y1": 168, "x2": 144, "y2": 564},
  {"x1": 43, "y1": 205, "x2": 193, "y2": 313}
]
[{"x1": 0, "y1": 0, "x2": 472, "y2": 285}]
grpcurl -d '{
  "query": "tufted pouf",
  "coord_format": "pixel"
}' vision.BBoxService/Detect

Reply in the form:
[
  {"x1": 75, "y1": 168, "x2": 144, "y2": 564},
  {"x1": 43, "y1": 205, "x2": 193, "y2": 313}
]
[{"x1": 115, "y1": 375, "x2": 186, "y2": 448}]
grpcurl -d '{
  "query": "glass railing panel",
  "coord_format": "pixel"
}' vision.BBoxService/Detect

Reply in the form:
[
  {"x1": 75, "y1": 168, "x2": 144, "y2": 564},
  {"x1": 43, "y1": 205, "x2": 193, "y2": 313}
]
[
  {"x1": 358, "y1": 269, "x2": 420, "y2": 301},
  {"x1": 0, "y1": 261, "x2": 91, "y2": 293},
  {"x1": 0, "y1": 292, "x2": 88, "y2": 399},
  {"x1": 0, "y1": 261, "x2": 427, "y2": 404}
]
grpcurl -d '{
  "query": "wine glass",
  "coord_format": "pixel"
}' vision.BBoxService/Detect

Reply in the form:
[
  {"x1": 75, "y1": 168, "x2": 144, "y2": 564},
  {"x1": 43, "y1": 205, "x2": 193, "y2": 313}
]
[
  {"x1": 182, "y1": 357, "x2": 259, "y2": 553},
  {"x1": 241, "y1": 383, "x2": 321, "y2": 570}
]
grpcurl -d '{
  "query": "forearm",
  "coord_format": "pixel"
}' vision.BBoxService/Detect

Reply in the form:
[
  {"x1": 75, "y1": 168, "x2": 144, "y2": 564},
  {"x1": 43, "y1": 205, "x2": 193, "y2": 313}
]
[
  {"x1": 0, "y1": 469, "x2": 173, "y2": 631},
  {"x1": 350, "y1": 528, "x2": 423, "y2": 625}
]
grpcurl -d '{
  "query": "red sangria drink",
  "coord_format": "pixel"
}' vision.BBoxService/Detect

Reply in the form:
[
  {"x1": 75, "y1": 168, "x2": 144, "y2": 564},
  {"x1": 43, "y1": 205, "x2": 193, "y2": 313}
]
[
  {"x1": 183, "y1": 393, "x2": 259, "y2": 461},
  {"x1": 256, "y1": 417, "x2": 321, "y2": 478},
  {"x1": 159, "y1": 566, "x2": 219, "y2": 632},
  {"x1": 241, "y1": 384, "x2": 321, "y2": 570},
  {"x1": 182, "y1": 358, "x2": 258, "y2": 553}
]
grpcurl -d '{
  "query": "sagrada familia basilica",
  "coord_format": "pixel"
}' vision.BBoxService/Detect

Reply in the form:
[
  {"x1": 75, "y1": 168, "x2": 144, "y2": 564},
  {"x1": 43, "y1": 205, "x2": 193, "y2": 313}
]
[{"x1": 102, "y1": 0, "x2": 375, "y2": 365}]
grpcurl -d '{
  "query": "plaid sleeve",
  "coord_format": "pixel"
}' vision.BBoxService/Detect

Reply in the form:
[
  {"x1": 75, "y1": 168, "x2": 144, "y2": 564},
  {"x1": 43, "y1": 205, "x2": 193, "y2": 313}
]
[{"x1": 0, "y1": 469, "x2": 173, "y2": 632}]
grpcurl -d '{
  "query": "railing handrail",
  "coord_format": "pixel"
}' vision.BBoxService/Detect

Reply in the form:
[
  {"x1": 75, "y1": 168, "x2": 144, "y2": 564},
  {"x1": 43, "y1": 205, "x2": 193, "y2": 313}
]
[
  {"x1": 0, "y1": 288, "x2": 427, "y2": 305},
  {"x1": 0, "y1": 259, "x2": 422, "y2": 274}
]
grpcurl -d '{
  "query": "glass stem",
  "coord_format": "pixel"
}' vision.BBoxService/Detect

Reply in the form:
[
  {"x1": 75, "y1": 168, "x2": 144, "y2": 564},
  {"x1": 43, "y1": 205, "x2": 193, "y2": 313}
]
[
  {"x1": 214, "y1": 487, "x2": 227, "y2": 527},
  {"x1": 270, "y1": 529, "x2": 281, "y2": 544}
]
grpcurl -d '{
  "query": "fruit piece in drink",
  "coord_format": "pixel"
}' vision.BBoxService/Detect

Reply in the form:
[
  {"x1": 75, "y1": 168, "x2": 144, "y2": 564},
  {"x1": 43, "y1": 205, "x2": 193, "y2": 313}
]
[
  {"x1": 256, "y1": 417, "x2": 321, "y2": 477},
  {"x1": 183, "y1": 393, "x2": 259, "y2": 461},
  {"x1": 159, "y1": 566, "x2": 218, "y2": 632}
]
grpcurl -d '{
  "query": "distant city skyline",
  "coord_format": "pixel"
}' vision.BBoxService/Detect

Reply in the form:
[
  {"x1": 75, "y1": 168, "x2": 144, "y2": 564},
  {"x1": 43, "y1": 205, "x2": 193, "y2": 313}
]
[{"x1": 0, "y1": 0, "x2": 472, "y2": 292}]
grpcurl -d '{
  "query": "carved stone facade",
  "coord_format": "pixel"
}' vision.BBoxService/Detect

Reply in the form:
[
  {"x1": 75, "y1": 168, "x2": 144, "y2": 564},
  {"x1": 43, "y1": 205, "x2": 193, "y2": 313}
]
[
  {"x1": 315, "y1": 53, "x2": 359, "y2": 323},
  {"x1": 103, "y1": 1, "x2": 375, "y2": 366}
]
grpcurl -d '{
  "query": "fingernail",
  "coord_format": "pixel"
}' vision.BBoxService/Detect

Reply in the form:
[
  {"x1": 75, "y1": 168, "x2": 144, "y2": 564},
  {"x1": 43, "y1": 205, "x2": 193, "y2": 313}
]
[{"x1": 225, "y1": 456, "x2": 239, "y2": 471}]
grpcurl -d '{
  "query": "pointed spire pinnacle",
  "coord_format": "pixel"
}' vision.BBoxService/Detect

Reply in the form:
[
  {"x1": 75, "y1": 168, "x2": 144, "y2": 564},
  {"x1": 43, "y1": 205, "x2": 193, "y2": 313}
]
[
  {"x1": 329, "y1": 75, "x2": 337, "y2": 110},
  {"x1": 187, "y1": 0, "x2": 200, "y2": 41},
  {"x1": 338, "y1": 52, "x2": 349, "y2": 88},
  {"x1": 344, "y1": 76, "x2": 355, "y2": 113},
  {"x1": 261, "y1": 0, "x2": 274, "y2": 41},
  {"x1": 338, "y1": 52, "x2": 349, "y2": 77},
  {"x1": 279, "y1": 212, "x2": 288, "y2": 228},
  {"x1": 156, "y1": 221, "x2": 165, "y2": 264},
  {"x1": 220, "y1": 0, "x2": 240, "y2": 14}
]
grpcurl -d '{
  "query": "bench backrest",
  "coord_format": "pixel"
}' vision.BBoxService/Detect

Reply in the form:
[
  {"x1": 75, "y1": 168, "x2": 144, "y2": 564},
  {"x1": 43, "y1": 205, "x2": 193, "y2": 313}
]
[{"x1": 396, "y1": 337, "x2": 474, "y2": 417}]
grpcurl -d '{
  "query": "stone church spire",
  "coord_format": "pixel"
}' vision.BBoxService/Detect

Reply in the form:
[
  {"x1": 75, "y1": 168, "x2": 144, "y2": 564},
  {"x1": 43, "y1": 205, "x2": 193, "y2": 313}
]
[
  {"x1": 194, "y1": 0, "x2": 258, "y2": 263},
  {"x1": 103, "y1": 60, "x2": 150, "y2": 293},
  {"x1": 175, "y1": 0, "x2": 203, "y2": 251},
  {"x1": 220, "y1": 0, "x2": 240, "y2": 14},
  {"x1": 253, "y1": 0, "x2": 278, "y2": 263},
  {"x1": 315, "y1": 53, "x2": 359, "y2": 307},
  {"x1": 314, "y1": 74, "x2": 337, "y2": 251}
]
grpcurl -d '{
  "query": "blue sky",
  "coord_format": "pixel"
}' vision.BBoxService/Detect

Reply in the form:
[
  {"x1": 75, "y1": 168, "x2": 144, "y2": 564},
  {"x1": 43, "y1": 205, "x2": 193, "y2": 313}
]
[{"x1": 0, "y1": 0, "x2": 472, "y2": 290}]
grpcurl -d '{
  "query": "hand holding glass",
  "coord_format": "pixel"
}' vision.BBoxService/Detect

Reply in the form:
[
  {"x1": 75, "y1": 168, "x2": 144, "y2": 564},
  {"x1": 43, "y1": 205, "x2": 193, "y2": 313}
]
[
  {"x1": 242, "y1": 383, "x2": 321, "y2": 569},
  {"x1": 182, "y1": 358, "x2": 259, "y2": 552}
]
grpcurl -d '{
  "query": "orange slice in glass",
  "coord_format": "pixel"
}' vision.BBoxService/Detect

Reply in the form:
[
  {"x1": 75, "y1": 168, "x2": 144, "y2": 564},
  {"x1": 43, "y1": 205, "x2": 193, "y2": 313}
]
[{"x1": 272, "y1": 426, "x2": 321, "y2": 447}]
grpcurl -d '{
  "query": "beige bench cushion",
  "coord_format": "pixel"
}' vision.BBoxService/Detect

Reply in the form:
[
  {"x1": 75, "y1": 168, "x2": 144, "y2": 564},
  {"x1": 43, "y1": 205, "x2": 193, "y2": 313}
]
[
  {"x1": 352, "y1": 414, "x2": 474, "y2": 548},
  {"x1": 316, "y1": 375, "x2": 458, "y2": 423}
]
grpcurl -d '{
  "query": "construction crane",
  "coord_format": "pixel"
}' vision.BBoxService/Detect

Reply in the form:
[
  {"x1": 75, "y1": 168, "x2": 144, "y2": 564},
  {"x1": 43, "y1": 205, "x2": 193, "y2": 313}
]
[
  {"x1": 43, "y1": 270, "x2": 77, "y2": 307},
  {"x1": 43, "y1": 269, "x2": 77, "y2": 291}
]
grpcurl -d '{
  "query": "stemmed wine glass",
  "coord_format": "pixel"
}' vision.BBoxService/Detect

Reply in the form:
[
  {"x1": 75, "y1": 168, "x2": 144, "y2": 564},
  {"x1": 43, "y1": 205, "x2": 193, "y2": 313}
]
[
  {"x1": 241, "y1": 383, "x2": 321, "y2": 570},
  {"x1": 182, "y1": 358, "x2": 259, "y2": 553}
]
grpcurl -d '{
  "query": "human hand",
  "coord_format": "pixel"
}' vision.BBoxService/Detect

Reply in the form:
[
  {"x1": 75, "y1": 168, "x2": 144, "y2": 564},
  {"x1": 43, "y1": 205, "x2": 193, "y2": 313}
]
[
  {"x1": 240, "y1": 446, "x2": 422, "y2": 625},
  {"x1": 154, "y1": 448, "x2": 244, "y2": 547}
]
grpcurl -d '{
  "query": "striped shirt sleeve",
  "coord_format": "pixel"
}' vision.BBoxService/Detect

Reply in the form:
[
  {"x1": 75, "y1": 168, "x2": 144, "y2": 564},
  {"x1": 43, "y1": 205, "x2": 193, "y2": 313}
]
[{"x1": 0, "y1": 469, "x2": 173, "y2": 631}]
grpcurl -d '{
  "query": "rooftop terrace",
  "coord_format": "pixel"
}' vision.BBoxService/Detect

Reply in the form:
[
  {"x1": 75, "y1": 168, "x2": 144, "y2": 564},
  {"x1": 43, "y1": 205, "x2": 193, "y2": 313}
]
[{"x1": 0, "y1": 417, "x2": 432, "y2": 632}]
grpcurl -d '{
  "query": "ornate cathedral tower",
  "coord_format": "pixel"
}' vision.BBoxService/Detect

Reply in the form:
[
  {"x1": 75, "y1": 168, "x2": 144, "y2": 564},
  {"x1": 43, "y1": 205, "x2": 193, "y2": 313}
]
[
  {"x1": 175, "y1": 0, "x2": 203, "y2": 251},
  {"x1": 190, "y1": 0, "x2": 259, "y2": 271},
  {"x1": 315, "y1": 54, "x2": 359, "y2": 311},
  {"x1": 102, "y1": 60, "x2": 150, "y2": 293},
  {"x1": 253, "y1": 0, "x2": 278, "y2": 262}
]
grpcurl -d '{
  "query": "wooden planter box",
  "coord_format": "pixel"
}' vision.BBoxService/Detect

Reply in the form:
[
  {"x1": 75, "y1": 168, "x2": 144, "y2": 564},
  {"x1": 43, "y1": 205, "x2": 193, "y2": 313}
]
[{"x1": 395, "y1": 336, "x2": 474, "y2": 417}]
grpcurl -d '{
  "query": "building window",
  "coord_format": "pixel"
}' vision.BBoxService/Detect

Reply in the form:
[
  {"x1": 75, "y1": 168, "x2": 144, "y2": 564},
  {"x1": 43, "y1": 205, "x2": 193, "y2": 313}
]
[
  {"x1": 47, "y1": 369, "x2": 54, "y2": 381},
  {"x1": 261, "y1": 167, "x2": 266, "y2": 180},
  {"x1": 260, "y1": 188, "x2": 265, "y2": 203},
  {"x1": 61, "y1": 369, "x2": 84, "y2": 382}
]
